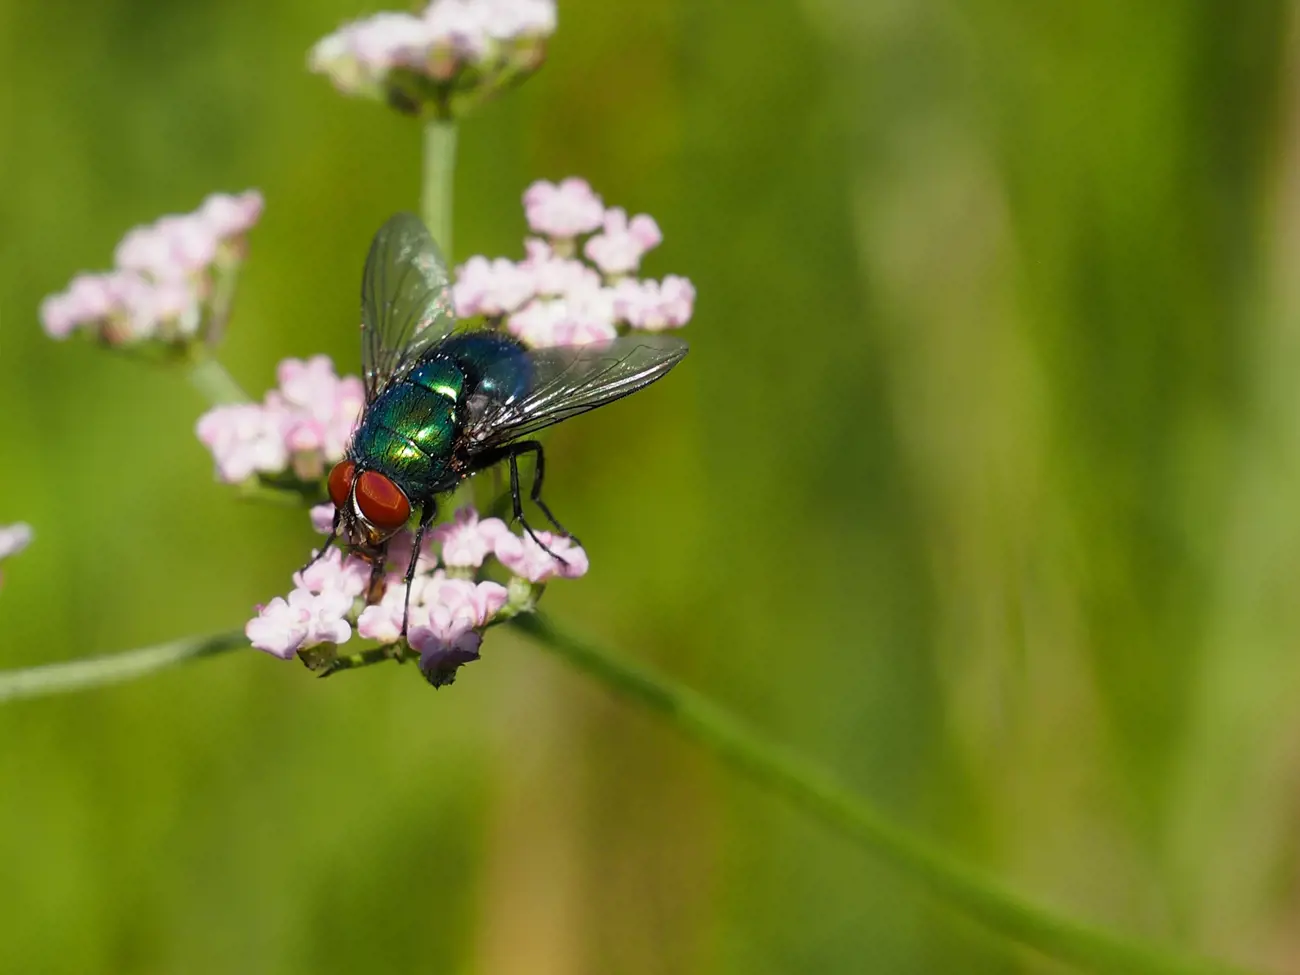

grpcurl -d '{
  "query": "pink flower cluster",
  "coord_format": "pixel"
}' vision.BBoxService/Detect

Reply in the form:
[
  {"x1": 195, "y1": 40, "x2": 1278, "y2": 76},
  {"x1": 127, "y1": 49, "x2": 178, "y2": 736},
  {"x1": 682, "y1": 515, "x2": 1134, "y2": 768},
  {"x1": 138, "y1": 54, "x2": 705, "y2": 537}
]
[
  {"x1": 0, "y1": 522, "x2": 32, "y2": 590},
  {"x1": 40, "y1": 191, "x2": 263, "y2": 346},
  {"x1": 453, "y1": 178, "x2": 695, "y2": 348},
  {"x1": 247, "y1": 505, "x2": 587, "y2": 686},
  {"x1": 196, "y1": 356, "x2": 365, "y2": 484},
  {"x1": 309, "y1": 0, "x2": 555, "y2": 116}
]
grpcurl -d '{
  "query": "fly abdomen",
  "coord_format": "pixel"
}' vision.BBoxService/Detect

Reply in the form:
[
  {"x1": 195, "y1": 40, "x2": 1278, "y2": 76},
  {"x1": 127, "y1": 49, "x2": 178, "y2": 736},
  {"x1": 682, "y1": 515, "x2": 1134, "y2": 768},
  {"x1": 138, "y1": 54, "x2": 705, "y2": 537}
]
[{"x1": 438, "y1": 331, "x2": 531, "y2": 406}]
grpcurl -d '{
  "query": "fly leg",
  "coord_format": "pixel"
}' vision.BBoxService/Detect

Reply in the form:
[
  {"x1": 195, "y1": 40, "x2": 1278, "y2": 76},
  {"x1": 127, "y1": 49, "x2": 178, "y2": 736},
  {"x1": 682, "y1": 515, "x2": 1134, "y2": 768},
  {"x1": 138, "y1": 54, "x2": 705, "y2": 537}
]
[
  {"x1": 508, "y1": 440, "x2": 580, "y2": 544},
  {"x1": 468, "y1": 443, "x2": 575, "y2": 563},
  {"x1": 401, "y1": 503, "x2": 436, "y2": 639},
  {"x1": 364, "y1": 556, "x2": 387, "y2": 605},
  {"x1": 300, "y1": 507, "x2": 343, "y2": 572},
  {"x1": 501, "y1": 444, "x2": 573, "y2": 565}
]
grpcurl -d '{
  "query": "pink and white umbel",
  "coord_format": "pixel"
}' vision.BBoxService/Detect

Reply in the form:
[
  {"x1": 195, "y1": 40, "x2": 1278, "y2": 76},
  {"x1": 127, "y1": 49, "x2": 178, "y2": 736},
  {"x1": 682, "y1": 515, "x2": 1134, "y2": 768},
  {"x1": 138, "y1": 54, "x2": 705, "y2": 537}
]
[
  {"x1": 455, "y1": 177, "x2": 695, "y2": 346},
  {"x1": 309, "y1": 0, "x2": 556, "y2": 117},
  {"x1": 39, "y1": 191, "x2": 263, "y2": 349},
  {"x1": 247, "y1": 504, "x2": 587, "y2": 685}
]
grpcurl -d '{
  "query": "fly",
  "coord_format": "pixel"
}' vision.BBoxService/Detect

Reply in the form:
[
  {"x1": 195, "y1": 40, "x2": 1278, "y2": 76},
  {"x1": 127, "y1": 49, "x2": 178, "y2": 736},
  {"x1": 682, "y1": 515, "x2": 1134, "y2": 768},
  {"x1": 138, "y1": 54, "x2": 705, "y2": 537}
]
[{"x1": 313, "y1": 212, "x2": 688, "y2": 631}]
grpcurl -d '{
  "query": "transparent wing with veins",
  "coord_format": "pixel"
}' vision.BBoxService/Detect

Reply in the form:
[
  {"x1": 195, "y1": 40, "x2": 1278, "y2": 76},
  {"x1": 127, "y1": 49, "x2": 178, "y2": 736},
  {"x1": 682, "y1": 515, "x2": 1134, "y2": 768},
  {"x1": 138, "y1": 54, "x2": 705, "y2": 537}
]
[
  {"x1": 359, "y1": 212, "x2": 457, "y2": 402},
  {"x1": 464, "y1": 334, "x2": 689, "y2": 448}
]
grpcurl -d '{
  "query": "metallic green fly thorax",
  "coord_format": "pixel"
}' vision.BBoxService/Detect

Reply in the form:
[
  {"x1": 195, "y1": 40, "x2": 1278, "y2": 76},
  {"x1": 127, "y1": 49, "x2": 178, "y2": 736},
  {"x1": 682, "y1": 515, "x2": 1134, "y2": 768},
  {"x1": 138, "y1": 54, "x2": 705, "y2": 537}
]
[{"x1": 351, "y1": 356, "x2": 465, "y2": 498}]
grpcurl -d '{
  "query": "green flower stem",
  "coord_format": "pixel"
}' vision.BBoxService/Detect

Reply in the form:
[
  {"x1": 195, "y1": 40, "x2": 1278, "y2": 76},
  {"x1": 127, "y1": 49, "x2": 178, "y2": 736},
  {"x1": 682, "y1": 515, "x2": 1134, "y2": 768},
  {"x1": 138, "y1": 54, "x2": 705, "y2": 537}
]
[
  {"x1": 0, "y1": 631, "x2": 246, "y2": 704},
  {"x1": 0, "y1": 611, "x2": 1260, "y2": 974},
  {"x1": 203, "y1": 261, "x2": 241, "y2": 349},
  {"x1": 188, "y1": 354, "x2": 250, "y2": 405},
  {"x1": 421, "y1": 117, "x2": 458, "y2": 260},
  {"x1": 509, "y1": 613, "x2": 1254, "y2": 975},
  {"x1": 416, "y1": 116, "x2": 459, "y2": 508}
]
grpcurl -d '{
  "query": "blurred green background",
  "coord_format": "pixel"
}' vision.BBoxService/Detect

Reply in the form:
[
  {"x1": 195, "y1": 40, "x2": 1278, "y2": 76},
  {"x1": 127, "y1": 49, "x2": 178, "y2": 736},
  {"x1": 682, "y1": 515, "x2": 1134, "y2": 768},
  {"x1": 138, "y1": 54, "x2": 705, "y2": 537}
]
[{"x1": 2, "y1": 0, "x2": 1299, "y2": 971}]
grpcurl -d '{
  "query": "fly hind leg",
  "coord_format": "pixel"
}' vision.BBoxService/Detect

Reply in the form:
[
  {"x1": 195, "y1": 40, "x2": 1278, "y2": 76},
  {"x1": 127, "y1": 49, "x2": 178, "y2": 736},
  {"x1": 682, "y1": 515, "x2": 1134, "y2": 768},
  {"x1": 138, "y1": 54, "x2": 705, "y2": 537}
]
[
  {"x1": 469, "y1": 441, "x2": 579, "y2": 561},
  {"x1": 510, "y1": 440, "x2": 578, "y2": 543},
  {"x1": 501, "y1": 442, "x2": 578, "y2": 563}
]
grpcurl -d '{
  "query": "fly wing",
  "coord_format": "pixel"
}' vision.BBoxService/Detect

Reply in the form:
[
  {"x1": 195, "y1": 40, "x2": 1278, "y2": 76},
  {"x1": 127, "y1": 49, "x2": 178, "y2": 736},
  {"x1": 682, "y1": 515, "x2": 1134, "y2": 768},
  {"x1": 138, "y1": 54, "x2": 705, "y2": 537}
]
[
  {"x1": 465, "y1": 334, "x2": 688, "y2": 449},
  {"x1": 360, "y1": 212, "x2": 457, "y2": 401}
]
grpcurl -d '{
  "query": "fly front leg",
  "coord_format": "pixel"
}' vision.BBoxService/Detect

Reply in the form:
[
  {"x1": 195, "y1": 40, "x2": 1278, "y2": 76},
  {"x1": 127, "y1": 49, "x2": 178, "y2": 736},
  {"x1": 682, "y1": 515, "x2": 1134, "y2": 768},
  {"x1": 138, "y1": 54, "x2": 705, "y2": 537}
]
[
  {"x1": 364, "y1": 556, "x2": 387, "y2": 606},
  {"x1": 401, "y1": 502, "x2": 437, "y2": 638},
  {"x1": 300, "y1": 507, "x2": 343, "y2": 572}
]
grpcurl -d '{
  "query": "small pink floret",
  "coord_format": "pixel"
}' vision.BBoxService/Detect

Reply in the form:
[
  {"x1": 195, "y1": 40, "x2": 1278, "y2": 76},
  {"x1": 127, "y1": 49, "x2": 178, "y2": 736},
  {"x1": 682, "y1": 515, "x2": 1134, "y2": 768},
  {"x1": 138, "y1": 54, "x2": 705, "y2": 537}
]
[
  {"x1": 350, "y1": 12, "x2": 433, "y2": 71},
  {"x1": 424, "y1": 3, "x2": 490, "y2": 58},
  {"x1": 494, "y1": 530, "x2": 589, "y2": 582},
  {"x1": 310, "y1": 504, "x2": 336, "y2": 534},
  {"x1": 247, "y1": 588, "x2": 351, "y2": 658},
  {"x1": 407, "y1": 576, "x2": 508, "y2": 680},
  {"x1": 453, "y1": 255, "x2": 536, "y2": 317},
  {"x1": 199, "y1": 190, "x2": 264, "y2": 239},
  {"x1": 196, "y1": 403, "x2": 290, "y2": 483},
  {"x1": 432, "y1": 506, "x2": 511, "y2": 568},
  {"x1": 357, "y1": 581, "x2": 421, "y2": 644},
  {"x1": 293, "y1": 547, "x2": 369, "y2": 599},
  {"x1": 612, "y1": 276, "x2": 695, "y2": 330},
  {"x1": 584, "y1": 208, "x2": 662, "y2": 276},
  {"x1": 523, "y1": 178, "x2": 605, "y2": 239},
  {"x1": 507, "y1": 297, "x2": 567, "y2": 347},
  {"x1": 489, "y1": 0, "x2": 557, "y2": 37},
  {"x1": 206, "y1": 356, "x2": 362, "y2": 482}
]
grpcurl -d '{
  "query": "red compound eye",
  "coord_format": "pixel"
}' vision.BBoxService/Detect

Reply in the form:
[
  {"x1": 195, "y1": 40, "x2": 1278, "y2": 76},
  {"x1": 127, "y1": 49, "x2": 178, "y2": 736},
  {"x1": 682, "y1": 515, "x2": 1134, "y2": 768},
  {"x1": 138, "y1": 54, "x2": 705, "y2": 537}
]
[
  {"x1": 327, "y1": 460, "x2": 356, "y2": 509},
  {"x1": 355, "y1": 471, "x2": 411, "y2": 530}
]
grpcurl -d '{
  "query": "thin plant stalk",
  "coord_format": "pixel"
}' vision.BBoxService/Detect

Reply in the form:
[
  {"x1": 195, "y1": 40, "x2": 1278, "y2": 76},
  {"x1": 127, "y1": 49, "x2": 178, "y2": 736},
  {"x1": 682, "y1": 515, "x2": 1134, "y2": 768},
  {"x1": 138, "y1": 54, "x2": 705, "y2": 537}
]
[
  {"x1": 188, "y1": 354, "x2": 250, "y2": 405},
  {"x1": 421, "y1": 117, "x2": 458, "y2": 260},
  {"x1": 0, "y1": 631, "x2": 246, "y2": 703},
  {"x1": 509, "y1": 613, "x2": 1256, "y2": 975},
  {"x1": 0, "y1": 611, "x2": 1255, "y2": 972}
]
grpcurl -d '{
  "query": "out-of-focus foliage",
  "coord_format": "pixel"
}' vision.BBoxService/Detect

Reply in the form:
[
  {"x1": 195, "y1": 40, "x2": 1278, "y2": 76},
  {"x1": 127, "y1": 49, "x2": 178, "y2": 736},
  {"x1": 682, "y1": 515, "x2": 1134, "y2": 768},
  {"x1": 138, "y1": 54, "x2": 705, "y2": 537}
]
[{"x1": 1, "y1": 0, "x2": 1298, "y2": 972}]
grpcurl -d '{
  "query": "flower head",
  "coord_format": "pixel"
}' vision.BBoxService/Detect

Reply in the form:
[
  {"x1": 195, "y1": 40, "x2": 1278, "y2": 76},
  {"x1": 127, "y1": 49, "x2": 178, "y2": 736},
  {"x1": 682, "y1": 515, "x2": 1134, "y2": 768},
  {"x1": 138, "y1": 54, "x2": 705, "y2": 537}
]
[
  {"x1": 584, "y1": 208, "x2": 662, "y2": 276},
  {"x1": 453, "y1": 179, "x2": 695, "y2": 348},
  {"x1": 271, "y1": 356, "x2": 367, "y2": 471},
  {"x1": 357, "y1": 582, "x2": 416, "y2": 645},
  {"x1": 310, "y1": 0, "x2": 556, "y2": 119},
  {"x1": 523, "y1": 178, "x2": 605, "y2": 239},
  {"x1": 251, "y1": 505, "x2": 586, "y2": 685},
  {"x1": 196, "y1": 403, "x2": 289, "y2": 483},
  {"x1": 293, "y1": 547, "x2": 370, "y2": 599},
  {"x1": 247, "y1": 588, "x2": 353, "y2": 659},
  {"x1": 452, "y1": 256, "x2": 536, "y2": 318},
  {"x1": 494, "y1": 531, "x2": 588, "y2": 583},
  {"x1": 199, "y1": 191, "x2": 265, "y2": 241},
  {"x1": 612, "y1": 276, "x2": 696, "y2": 331},
  {"x1": 41, "y1": 191, "x2": 262, "y2": 349},
  {"x1": 432, "y1": 506, "x2": 511, "y2": 568},
  {"x1": 409, "y1": 577, "x2": 508, "y2": 686},
  {"x1": 310, "y1": 504, "x2": 337, "y2": 534},
  {"x1": 196, "y1": 355, "x2": 362, "y2": 486}
]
